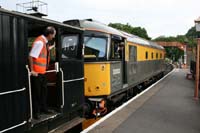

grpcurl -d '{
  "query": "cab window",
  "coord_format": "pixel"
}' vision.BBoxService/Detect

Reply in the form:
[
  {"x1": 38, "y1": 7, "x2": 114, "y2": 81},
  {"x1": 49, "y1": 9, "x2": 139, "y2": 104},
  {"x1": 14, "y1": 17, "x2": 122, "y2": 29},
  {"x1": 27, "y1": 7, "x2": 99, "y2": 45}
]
[
  {"x1": 61, "y1": 35, "x2": 78, "y2": 59},
  {"x1": 84, "y1": 37, "x2": 107, "y2": 59},
  {"x1": 110, "y1": 40, "x2": 124, "y2": 60}
]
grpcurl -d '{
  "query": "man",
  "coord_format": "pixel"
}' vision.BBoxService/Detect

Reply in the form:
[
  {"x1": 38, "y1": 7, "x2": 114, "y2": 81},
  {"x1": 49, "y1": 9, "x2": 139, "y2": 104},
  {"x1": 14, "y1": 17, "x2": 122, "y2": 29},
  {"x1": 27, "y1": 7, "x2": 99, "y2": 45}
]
[
  {"x1": 29, "y1": 26, "x2": 56, "y2": 119},
  {"x1": 118, "y1": 43, "x2": 124, "y2": 59}
]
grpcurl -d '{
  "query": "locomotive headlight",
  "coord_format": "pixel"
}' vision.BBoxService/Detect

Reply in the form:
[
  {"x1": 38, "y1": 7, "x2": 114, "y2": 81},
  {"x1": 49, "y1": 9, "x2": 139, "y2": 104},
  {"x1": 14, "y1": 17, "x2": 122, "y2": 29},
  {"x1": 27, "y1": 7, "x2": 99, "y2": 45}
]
[{"x1": 195, "y1": 17, "x2": 200, "y2": 32}]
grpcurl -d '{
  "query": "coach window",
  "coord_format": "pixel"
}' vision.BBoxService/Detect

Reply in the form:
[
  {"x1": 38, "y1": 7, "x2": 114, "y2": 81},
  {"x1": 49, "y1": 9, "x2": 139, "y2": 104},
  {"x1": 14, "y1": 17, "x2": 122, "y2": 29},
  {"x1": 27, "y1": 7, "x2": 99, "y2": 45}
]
[
  {"x1": 156, "y1": 53, "x2": 158, "y2": 59},
  {"x1": 151, "y1": 52, "x2": 154, "y2": 59},
  {"x1": 145, "y1": 51, "x2": 148, "y2": 59},
  {"x1": 160, "y1": 53, "x2": 162, "y2": 59},
  {"x1": 129, "y1": 46, "x2": 137, "y2": 61}
]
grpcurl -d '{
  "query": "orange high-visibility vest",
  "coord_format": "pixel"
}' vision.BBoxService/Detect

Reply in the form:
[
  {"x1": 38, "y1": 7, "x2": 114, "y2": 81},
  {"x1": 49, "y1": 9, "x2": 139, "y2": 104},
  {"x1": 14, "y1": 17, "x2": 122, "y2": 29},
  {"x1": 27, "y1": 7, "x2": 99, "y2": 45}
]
[{"x1": 31, "y1": 35, "x2": 50, "y2": 74}]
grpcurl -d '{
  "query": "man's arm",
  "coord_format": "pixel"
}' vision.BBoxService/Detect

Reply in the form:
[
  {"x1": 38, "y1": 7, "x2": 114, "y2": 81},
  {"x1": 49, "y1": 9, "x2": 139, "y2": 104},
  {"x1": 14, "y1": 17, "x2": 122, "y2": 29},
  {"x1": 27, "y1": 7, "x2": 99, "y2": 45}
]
[
  {"x1": 29, "y1": 56, "x2": 38, "y2": 76},
  {"x1": 29, "y1": 41, "x2": 44, "y2": 76}
]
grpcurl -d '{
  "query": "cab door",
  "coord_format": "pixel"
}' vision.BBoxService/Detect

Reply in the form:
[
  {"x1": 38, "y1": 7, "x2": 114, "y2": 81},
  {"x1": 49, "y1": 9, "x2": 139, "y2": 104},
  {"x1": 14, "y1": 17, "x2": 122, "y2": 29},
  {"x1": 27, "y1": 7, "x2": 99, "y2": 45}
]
[{"x1": 59, "y1": 34, "x2": 84, "y2": 115}]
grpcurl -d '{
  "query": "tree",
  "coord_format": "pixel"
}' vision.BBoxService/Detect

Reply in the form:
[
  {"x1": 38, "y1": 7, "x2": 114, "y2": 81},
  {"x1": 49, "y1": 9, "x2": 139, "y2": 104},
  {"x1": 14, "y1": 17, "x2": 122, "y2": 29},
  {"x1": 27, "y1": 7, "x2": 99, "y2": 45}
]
[
  {"x1": 186, "y1": 26, "x2": 200, "y2": 38},
  {"x1": 108, "y1": 23, "x2": 151, "y2": 40},
  {"x1": 152, "y1": 26, "x2": 200, "y2": 61},
  {"x1": 185, "y1": 26, "x2": 200, "y2": 47},
  {"x1": 153, "y1": 35, "x2": 186, "y2": 61}
]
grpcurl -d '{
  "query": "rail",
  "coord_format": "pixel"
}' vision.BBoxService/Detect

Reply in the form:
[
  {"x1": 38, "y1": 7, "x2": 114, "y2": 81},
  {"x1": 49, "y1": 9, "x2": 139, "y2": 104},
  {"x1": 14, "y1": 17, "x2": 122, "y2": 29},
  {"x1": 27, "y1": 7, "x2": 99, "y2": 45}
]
[
  {"x1": 26, "y1": 65, "x2": 33, "y2": 122},
  {"x1": 0, "y1": 121, "x2": 27, "y2": 133},
  {"x1": 60, "y1": 68, "x2": 65, "y2": 109},
  {"x1": 0, "y1": 87, "x2": 26, "y2": 96},
  {"x1": 63, "y1": 77, "x2": 84, "y2": 83}
]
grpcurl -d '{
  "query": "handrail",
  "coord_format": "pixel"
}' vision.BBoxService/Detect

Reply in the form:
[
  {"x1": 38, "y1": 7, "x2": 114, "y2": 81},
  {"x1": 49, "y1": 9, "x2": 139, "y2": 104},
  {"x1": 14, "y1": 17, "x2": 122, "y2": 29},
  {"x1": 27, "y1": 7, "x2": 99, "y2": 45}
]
[
  {"x1": 63, "y1": 77, "x2": 84, "y2": 83},
  {"x1": 25, "y1": 62, "x2": 59, "y2": 121},
  {"x1": 59, "y1": 71, "x2": 84, "y2": 109},
  {"x1": 0, "y1": 87, "x2": 26, "y2": 96},
  {"x1": 60, "y1": 68, "x2": 65, "y2": 109},
  {"x1": 46, "y1": 62, "x2": 59, "y2": 73},
  {"x1": 46, "y1": 70, "x2": 57, "y2": 73},
  {"x1": 0, "y1": 121, "x2": 27, "y2": 133},
  {"x1": 26, "y1": 65, "x2": 33, "y2": 122}
]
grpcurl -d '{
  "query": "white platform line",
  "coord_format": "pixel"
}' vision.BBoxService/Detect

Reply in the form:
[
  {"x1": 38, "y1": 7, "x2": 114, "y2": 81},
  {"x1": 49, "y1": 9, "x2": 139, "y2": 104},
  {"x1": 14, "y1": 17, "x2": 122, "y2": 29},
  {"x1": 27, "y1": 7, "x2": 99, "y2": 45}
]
[{"x1": 81, "y1": 69, "x2": 175, "y2": 133}]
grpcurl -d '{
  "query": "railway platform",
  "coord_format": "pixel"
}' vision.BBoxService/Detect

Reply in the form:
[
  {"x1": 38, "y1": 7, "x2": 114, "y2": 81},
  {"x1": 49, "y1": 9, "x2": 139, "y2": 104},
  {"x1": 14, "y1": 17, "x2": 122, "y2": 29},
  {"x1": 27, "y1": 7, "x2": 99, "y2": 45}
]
[{"x1": 83, "y1": 69, "x2": 200, "y2": 133}]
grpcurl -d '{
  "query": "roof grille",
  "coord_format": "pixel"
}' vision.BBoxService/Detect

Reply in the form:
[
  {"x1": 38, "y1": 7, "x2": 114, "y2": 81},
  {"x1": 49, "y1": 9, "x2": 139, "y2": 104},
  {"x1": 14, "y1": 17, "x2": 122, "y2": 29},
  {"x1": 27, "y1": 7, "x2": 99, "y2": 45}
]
[{"x1": 16, "y1": 0, "x2": 48, "y2": 17}]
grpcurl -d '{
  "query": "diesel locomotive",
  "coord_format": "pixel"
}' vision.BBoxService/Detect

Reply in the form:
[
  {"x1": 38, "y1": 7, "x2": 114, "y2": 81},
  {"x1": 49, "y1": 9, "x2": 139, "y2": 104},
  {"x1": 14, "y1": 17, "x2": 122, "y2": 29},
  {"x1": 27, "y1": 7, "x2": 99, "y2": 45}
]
[{"x1": 64, "y1": 19, "x2": 165, "y2": 117}]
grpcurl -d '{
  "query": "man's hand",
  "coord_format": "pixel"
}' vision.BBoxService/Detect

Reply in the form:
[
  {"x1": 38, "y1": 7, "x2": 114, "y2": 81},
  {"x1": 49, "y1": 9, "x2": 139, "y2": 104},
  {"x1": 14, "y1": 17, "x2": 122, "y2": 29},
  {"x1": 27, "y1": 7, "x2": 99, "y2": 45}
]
[
  {"x1": 49, "y1": 42, "x2": 56, "y2": 50},
  {"x1": 31, "y1": 71, "x2": 38, "y2": 77}
]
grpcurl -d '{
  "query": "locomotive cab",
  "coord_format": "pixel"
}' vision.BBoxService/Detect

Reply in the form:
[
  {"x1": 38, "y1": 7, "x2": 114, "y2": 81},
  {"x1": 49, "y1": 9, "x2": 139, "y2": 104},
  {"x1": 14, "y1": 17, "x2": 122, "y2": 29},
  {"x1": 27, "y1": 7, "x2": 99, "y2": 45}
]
[
  {"x1": 64, "y1": 19, "x2": 127, "y2": 117},
  {"x1": 83, "y1": 33, "x2": 126, "y2": 97}
]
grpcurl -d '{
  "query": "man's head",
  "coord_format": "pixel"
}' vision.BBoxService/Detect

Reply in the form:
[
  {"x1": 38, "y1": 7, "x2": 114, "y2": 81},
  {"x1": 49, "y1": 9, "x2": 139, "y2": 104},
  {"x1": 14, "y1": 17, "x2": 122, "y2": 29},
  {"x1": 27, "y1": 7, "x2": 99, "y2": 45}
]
[
  {"x1": 44, "y1": 26, "x2": 56, "y2": 41},
  {"x1": 118, "y1": 42, "x2": 124, "y2": 50}
]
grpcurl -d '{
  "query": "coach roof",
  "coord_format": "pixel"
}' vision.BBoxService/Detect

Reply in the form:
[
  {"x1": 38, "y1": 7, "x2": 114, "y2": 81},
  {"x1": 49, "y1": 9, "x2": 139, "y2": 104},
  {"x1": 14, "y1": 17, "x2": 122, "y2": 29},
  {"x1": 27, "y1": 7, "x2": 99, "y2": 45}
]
[{"x1": 121, "y1": 31, "x2": 164, "y2": 50}]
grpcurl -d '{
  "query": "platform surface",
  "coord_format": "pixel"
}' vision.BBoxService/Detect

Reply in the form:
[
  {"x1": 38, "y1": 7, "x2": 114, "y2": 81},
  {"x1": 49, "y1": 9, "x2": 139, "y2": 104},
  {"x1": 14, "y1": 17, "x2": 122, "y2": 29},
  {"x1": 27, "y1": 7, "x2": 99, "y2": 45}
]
[{"x1": 88, "y1": 69, "x2": 200, "y2": 133}]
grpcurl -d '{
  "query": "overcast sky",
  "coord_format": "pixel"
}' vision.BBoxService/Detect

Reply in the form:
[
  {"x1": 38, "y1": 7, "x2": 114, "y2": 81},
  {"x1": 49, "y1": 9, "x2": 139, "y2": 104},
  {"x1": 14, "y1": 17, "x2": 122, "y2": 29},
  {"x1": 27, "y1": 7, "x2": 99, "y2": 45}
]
[{"x1": 0, "y1": 0, "x2": 199, "y2": 38}]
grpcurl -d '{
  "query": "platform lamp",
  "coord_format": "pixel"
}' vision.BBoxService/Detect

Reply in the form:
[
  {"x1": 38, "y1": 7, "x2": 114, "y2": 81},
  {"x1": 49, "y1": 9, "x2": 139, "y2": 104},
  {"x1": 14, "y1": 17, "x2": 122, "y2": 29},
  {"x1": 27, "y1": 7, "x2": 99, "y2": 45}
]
[{"x1": 194, "y1": 17, "x2": 200, "y2": 100}]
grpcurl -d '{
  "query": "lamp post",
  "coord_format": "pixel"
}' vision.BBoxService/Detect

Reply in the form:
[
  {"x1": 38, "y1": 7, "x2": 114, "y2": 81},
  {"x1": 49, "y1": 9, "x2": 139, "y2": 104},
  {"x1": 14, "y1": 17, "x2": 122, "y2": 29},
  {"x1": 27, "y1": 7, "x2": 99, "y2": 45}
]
[{"x1": 194, "y1": 17, "x2": 200, "y2": 100}]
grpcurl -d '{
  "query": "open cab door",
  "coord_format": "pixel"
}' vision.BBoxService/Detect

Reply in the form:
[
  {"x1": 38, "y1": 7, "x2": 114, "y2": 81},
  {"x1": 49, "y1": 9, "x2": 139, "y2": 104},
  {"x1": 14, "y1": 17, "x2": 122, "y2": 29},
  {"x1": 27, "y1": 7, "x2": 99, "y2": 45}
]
[{"x1": 59, "y1": 33, "x2": 84, "y2": 115}]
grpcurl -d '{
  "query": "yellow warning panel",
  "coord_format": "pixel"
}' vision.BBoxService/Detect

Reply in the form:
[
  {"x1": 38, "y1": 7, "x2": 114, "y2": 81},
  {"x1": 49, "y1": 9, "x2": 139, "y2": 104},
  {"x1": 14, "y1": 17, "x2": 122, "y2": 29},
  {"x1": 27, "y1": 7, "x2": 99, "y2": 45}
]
[{"x1": 84, "y1": 62, "x2": 111, "y2": 96}]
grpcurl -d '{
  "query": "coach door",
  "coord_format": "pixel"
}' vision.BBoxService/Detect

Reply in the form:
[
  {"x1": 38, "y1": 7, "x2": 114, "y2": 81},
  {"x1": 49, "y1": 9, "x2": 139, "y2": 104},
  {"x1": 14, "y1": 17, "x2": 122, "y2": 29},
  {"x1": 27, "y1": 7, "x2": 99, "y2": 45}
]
[
  {"x1": 0, "y1": 13, "x2": 29, "y2": 132},
  {"x1": 59, "y1": 33, "x2": 84, "y2": 114}
]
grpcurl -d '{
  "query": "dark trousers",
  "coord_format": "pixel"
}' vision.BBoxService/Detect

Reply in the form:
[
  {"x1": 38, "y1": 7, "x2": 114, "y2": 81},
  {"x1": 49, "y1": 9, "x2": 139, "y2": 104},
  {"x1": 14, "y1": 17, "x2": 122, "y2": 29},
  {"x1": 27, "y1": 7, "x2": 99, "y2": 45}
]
[{"x1": 31, "y1": 74, "x2": 48, "y2": 115}]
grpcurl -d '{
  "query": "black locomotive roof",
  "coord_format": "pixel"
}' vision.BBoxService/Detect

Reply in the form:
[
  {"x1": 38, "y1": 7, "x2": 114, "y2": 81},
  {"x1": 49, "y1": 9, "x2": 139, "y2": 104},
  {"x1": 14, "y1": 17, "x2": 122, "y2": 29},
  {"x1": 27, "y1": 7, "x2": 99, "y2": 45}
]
[
  {"x1": 63, "y1": 19, "x2": 125, "y2": 37},
  {"x1": 121, "y1": 31, "x2": 164, "y2": 50},
  {"x1": 0, "y1": 8, "x2": 83, "y2": 32}
]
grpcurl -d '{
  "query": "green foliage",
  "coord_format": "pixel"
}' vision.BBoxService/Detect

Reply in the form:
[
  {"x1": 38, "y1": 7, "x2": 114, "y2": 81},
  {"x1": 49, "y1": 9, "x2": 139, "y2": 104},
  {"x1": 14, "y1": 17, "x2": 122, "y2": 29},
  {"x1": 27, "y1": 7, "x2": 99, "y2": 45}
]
[
  {"x1": 153, "y1": 26, "x2": 200, "y2": 61},
  {"x1": 185, "y1": 26, "x2": 200, "y2": 47},
  {"x1": 108, "y1": 23, "x2": 151, "y2": 40},
  {"x1": 153, "y1": 35, "x2": 186, "y2": 61},
  {"x1": 153, "y1": 35, "x2": 188, "y2": 44},
  {"x1": 186, "y1": 26, "x2": 200, "y2": 38},
  {"x1": 165, "y1": 47, "x2": 184, "y2": 62},
  {"x1": 154, "y1": 26, "x2": 200, "y2": 47}
]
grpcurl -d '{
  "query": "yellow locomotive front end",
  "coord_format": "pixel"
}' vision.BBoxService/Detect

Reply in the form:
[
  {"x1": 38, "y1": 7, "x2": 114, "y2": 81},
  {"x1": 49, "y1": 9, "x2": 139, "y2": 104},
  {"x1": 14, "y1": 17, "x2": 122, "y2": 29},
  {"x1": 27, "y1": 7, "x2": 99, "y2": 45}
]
[
  {"x1": 78, "y1": 20, "x2": 126, "y2": 117},
  {"x1": 84, "y1": 61, "x2": 123, "y2": 97},
  {"x1": 84, "y1": 62, "x2": 111, "y2": 96}
]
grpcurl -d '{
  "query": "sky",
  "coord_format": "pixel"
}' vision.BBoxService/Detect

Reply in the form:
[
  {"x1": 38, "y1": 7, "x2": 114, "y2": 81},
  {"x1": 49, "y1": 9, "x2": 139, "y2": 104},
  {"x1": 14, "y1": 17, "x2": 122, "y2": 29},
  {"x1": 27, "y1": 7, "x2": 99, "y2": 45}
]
[{"x1": 0, "y1": 0, "x2": 199, "y2": 39}]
